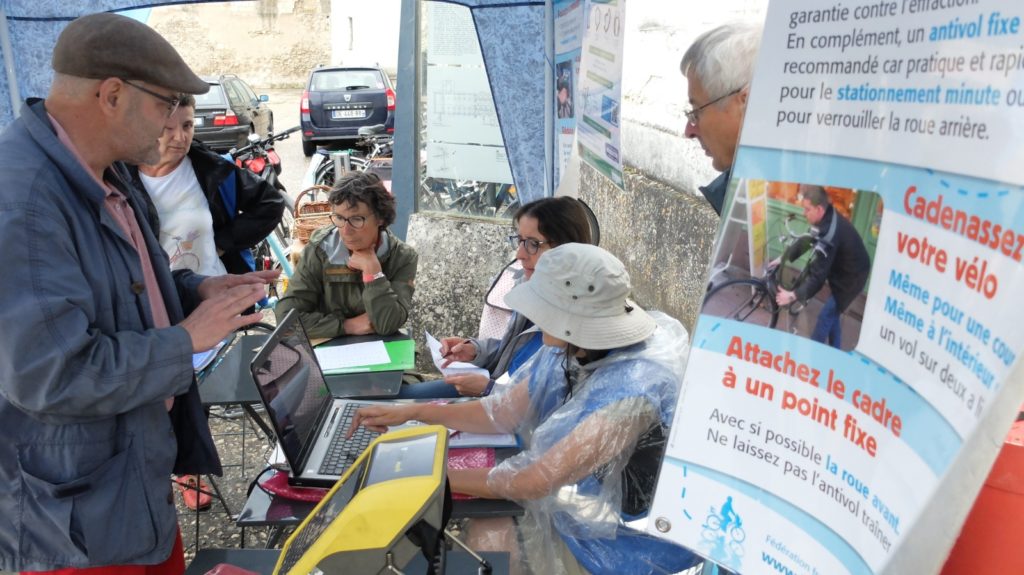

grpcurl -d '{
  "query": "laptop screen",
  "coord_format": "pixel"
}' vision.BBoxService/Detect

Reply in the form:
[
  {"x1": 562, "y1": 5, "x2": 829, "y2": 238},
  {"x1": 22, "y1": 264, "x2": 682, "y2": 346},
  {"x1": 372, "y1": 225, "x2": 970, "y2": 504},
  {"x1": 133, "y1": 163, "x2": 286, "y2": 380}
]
[{"x1": 251, "y1": 311, "x2": 332, "y2": 470}]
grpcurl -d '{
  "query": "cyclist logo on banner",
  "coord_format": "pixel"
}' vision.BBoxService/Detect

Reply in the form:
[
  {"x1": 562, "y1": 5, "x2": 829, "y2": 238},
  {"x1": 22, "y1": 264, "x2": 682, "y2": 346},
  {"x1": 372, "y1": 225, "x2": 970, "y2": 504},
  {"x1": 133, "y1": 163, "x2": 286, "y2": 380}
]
[
  {"x1": 703, "y1": 179, "x2": 881, "y2": 351},
  {"x1": 699, "y1": 495, "x2": 747, "y2": 568}
]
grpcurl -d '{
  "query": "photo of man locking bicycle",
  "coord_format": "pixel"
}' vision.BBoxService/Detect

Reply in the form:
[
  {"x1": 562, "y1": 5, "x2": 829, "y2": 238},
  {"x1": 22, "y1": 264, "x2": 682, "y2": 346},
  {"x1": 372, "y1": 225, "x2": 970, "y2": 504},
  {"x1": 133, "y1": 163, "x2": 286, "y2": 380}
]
[{"x1": 701, "y1": 180, "x2": 875, "y2": 350}]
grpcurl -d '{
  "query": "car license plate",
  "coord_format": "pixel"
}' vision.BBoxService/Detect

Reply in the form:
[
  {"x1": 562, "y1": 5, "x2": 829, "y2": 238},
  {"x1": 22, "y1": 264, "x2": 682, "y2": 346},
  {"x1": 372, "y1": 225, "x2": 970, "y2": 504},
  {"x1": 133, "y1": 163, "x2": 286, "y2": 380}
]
[
  {"x1": 194, "y1": 117, "x2": 205, "y2": 126},
  {"x1": 332, "y1": 109, "x2": 366, "y2": 119}
]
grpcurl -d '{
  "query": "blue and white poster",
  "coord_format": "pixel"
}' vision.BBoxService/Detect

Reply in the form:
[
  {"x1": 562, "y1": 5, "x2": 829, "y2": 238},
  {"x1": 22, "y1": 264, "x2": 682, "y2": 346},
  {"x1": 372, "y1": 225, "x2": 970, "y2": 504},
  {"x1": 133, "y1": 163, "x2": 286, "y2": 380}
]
[
  {"x1": 649, "y1": 1, "x2": 1024, "y2": 573},
  {"x1": 554, "y1": 0, "x2": 584, "y2": 188}
]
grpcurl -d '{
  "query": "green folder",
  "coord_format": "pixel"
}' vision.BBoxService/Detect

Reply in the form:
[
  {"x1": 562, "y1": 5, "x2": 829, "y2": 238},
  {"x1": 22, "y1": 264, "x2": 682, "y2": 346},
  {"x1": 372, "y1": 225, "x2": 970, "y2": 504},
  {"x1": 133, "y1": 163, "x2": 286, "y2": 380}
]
[{"x1": 320, "y1": 339, "x2": 416, "y2": 375}]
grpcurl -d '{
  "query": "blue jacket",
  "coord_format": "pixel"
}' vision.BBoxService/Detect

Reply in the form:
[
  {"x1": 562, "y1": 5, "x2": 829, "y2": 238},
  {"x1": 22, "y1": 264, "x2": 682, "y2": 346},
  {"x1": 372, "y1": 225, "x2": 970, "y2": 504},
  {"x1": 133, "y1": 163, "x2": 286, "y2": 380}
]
[
  {"x1": 0, "y1": 100, "x2": 221, "y2": 571},
  {"x1": 699, "y1": 169, "x2": 730, "y2": 216}
]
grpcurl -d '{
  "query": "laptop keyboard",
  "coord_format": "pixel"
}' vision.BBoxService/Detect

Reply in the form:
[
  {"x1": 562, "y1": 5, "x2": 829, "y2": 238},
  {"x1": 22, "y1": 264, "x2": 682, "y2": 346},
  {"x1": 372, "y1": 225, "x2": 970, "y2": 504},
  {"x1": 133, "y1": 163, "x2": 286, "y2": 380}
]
[{"x1": 318, "y1": 402, "x2": 379, "y2": 476}]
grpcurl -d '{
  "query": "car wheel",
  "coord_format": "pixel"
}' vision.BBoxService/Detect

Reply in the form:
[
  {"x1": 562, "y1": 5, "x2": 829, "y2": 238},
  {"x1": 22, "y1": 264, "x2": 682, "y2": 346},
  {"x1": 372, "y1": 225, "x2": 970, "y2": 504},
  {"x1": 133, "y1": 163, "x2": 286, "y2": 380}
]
[{"x1": 302, "y1": 138, "x2": 316, "y2": 157}]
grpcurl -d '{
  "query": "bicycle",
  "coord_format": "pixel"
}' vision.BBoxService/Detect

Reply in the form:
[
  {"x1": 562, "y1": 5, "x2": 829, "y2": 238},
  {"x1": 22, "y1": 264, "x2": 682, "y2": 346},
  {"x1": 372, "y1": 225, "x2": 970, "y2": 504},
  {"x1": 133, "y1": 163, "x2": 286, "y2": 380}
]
[
  {"x1": 312, "y1": 124, "x2": 391, "y2": 188},
  {"x1": 700, "y1": 506, "x2": 746, "y2": 560},
  {"x1": 702, "y1": 214, "x2": 821, "y2": 332},
  {"x1": 168, "y1": 231, "x2": 202, "y2": 272},
  {"x1": 251, "y1": 218, "x2": 292, "y2": 302},
  {"x1": 702, "y1": 511, "x2": 746, "y2": 544},
  {"x1": 232, "y1": 130, "x2": 300, "y2": 303}
]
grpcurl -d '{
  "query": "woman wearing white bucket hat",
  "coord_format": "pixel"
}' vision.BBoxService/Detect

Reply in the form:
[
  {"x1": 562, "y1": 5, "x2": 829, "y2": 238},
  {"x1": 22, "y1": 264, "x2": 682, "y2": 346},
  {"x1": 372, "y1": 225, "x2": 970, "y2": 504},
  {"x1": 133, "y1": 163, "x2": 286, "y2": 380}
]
[{"x1": 352, "y1": 244, "x2": 699, "y2": 575}]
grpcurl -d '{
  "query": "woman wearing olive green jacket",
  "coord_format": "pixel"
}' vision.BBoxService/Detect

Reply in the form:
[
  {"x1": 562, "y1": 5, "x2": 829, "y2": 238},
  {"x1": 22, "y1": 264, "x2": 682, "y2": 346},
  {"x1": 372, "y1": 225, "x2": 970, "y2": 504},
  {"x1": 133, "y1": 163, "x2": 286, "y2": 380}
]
[{"x1": 276, "y1": 172, "x2": 418, "y2": 339}]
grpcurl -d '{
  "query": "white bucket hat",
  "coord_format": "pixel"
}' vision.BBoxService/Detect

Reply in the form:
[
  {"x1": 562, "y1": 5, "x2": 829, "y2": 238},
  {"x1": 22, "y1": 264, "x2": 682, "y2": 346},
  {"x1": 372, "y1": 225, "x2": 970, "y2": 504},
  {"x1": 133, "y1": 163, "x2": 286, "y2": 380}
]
[{"x1": 504, "y1": 243, "x2": 656, "y2": 350}]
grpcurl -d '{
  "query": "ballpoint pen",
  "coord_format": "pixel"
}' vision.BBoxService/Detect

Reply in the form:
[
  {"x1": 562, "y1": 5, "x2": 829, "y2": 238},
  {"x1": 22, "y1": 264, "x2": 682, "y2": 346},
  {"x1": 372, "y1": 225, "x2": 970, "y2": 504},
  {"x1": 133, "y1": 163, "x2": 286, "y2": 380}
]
[{"x1": 442, "y1": 339, "x2": 472, "y2": 359}]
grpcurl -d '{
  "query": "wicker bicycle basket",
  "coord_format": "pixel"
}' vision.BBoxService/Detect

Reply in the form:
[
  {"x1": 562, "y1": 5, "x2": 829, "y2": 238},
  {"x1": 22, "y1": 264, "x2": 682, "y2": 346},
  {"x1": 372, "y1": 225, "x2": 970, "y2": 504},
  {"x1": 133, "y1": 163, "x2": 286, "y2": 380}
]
[{"x1": 293, "y1": 185, "x2": 333, "y2": 243}]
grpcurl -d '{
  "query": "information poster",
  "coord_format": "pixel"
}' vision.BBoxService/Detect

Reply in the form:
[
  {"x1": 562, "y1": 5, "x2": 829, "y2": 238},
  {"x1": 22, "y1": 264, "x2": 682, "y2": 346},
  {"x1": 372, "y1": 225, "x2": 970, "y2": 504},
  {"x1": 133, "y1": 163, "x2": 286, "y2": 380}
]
[
  {"x1": 576, "y1": 0, "x2": 625, "y2": 189},
  {"x1": 554, "y1": 0, "x2": 584, "y2": 187},
  {"x1": 425, "y1": 2, "x2": 512, "y2": 184},
  {"x1": 649, "y1": 1, "x2": 1024, "y2": 573}
]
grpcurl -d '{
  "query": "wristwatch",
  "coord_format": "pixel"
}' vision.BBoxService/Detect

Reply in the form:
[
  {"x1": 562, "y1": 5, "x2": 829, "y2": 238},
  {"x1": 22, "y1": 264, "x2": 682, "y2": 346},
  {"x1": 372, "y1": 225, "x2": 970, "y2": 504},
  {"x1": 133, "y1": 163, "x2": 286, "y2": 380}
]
[{"x1": 363, "y1": 271, "x2": 386, "y2": 282}]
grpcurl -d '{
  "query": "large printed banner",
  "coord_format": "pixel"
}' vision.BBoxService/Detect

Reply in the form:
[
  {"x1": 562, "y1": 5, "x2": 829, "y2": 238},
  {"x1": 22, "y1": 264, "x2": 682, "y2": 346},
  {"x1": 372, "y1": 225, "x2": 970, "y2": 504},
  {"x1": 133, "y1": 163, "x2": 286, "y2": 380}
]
[
  {"x1": 649, "y1": 1, "x2": 1024, "y2": 573},
  {"x1": 576, "y1": 0, "x2": 625, "y2": 189}
]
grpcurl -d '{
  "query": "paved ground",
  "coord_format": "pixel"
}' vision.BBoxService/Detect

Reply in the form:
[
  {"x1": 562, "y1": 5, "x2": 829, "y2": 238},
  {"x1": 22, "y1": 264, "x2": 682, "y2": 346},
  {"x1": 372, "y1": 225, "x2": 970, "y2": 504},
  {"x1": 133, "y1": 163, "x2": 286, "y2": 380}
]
[
  {"x1": 177, "y1": 398, "x2": 282, "y2": 560},
  {"x1": 261, "y1": 88, "x2": 314, "y2": 200}
]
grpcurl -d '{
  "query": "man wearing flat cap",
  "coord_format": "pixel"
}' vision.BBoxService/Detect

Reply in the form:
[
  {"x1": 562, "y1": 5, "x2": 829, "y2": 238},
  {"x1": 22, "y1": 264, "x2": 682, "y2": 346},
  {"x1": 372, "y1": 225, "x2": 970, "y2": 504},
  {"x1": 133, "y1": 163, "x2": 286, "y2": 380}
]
[{"x1": 0, "y1": 13, "x2": 276, "y2": 573}]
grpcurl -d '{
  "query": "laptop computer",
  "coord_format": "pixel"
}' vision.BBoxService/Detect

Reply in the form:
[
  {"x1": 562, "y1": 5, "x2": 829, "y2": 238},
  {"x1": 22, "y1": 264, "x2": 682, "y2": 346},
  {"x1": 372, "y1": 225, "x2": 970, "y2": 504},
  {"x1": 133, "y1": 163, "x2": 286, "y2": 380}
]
[{"x1": 250, "y1": 309, "x2": 418, "y2": 487}]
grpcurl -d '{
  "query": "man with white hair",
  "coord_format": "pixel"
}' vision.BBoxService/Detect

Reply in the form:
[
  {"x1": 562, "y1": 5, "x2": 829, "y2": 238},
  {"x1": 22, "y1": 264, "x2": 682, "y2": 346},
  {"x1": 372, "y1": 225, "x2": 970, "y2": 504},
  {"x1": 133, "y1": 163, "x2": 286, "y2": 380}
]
[
  {"x1": 0, "y1": 13, "x2": 274, "y2": 573},
  {"x1": 680, "y1": 22, "x2": 762, "y2": 215}
]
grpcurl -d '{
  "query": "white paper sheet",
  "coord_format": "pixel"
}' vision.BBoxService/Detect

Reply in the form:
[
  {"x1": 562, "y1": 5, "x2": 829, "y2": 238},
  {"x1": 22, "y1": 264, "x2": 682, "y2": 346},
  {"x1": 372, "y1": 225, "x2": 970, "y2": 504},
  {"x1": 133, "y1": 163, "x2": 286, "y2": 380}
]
[
  {"x1": 448, "y1": 429, "x2": 518, "y2": 449},
  {"x1": 193, "y1": 336, "x2": 231, "y2": 372},
  {"x1": 425, "y1": 331, "x2": 491, "y2": 378},
  {"x1": 313, "y1": 340, "x2": 390, "y2": 371}
]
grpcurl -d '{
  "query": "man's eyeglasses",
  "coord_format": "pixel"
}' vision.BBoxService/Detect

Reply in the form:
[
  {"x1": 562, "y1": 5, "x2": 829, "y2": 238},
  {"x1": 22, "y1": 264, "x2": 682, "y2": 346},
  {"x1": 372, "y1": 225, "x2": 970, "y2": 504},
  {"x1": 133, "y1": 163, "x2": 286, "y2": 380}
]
[
  {"x1": 121, "y1": 79, "x2": 180, "y2": 118},
  {"x1": 684, "y1": 87, "x2": 743, "y2": 127},
  {"x1": 508, "y1": 234, "x2": 548, "y2": 255},
  {"x1": 331, "y1": 213, "x2": 368, "y2": 229}
]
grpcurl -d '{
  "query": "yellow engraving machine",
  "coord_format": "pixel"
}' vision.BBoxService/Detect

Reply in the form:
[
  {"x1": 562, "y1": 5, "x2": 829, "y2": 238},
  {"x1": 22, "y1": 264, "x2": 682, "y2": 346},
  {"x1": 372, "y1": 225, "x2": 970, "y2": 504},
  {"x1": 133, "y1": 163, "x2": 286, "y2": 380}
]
[{"x1": 273, "y1": 424, "x2": 492, "y2": 575}]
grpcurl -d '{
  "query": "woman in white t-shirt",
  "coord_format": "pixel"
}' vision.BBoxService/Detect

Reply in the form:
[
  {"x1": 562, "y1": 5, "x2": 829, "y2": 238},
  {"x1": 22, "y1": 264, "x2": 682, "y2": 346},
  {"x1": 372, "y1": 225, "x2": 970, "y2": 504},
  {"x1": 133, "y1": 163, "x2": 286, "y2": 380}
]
[
  {"x1": 125, "y1": 93, "x2": 286, "y2": 510},
  {"x1": 126, "y1": 94, "x2": 286, "y2": 277}
]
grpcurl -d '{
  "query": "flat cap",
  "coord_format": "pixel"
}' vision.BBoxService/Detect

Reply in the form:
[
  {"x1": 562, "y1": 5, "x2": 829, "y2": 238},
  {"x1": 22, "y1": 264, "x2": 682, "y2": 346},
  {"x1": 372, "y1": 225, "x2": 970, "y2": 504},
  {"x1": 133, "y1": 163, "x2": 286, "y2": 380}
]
[{"x1": 53, "y1": 13, "x2": 209, "y2": 95}]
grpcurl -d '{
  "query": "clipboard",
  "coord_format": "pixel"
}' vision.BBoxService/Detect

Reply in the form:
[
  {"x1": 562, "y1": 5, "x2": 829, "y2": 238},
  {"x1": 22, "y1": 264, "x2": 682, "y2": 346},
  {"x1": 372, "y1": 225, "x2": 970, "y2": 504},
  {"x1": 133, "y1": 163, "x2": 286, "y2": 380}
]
[{"x1": 318, "y1": 339, "x2": 416, "y2": 375}]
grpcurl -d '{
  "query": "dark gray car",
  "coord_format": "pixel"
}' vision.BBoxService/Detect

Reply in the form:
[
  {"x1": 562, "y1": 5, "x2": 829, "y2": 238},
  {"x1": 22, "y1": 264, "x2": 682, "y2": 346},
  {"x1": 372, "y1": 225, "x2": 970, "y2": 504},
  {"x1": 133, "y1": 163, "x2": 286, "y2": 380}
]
[
  {"x1": 300, "y1": 66, "x2": 395, "y2": 156},
  {"x1": 194, "y1": 75, "x2": 274, "y2": 152}
]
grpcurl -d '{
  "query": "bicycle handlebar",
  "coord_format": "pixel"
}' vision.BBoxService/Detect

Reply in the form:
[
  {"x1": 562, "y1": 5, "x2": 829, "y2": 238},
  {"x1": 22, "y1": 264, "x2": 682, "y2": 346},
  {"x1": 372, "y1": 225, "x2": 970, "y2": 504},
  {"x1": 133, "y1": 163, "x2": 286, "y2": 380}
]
[{"x1": 229, "y1": 125, "x2": 301, "y2": 159}]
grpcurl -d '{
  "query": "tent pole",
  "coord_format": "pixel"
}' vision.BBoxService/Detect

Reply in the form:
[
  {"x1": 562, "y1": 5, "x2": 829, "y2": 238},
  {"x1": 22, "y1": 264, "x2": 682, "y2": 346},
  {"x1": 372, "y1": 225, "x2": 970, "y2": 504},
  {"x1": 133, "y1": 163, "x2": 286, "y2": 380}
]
[
  {"x1": 0, "y1": 8, "x2": 20, "y2": 118},
  {"x1": 544, "y1": 0, "x2": 554, "y2": 197}
]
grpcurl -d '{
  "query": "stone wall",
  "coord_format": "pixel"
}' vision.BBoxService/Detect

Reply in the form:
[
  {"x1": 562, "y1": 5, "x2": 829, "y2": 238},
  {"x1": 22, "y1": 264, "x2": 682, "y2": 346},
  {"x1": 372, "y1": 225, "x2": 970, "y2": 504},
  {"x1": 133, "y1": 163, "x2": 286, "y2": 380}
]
[
  {"x1": 580, "y1": 166, "x2": 719, "y2": 331},
  {"x1": 405, "y1": 212, "x2": 511, "y2": 372},
  {"x1": 148, "y1": 1, "x2": 330, "y2": 89}
]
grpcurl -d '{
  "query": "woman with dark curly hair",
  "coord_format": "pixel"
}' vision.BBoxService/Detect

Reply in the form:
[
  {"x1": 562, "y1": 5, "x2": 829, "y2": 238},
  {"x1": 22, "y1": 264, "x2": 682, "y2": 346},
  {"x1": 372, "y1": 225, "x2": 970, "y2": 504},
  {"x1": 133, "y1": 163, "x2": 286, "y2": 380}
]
[{"x1": 275, "y1": 171, "x2": 418, "y2": 338}]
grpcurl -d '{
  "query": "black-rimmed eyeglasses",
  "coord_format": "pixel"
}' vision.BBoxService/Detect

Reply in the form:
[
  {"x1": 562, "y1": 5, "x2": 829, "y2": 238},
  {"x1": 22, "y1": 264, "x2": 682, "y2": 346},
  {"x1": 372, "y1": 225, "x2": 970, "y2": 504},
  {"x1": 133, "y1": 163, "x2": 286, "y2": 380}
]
[
  {"x1": 508, "y1": 234, "x2": 548, "y2": 255},
  {"x1": 331, "y1": 213, "x2": 368, "y2": 229},
  {"x1": 121, "y1": 79, "x2": 180, "y2": 118},
  {"x1": 684, "y1": 87, "x2": 743, "y2": 127}
]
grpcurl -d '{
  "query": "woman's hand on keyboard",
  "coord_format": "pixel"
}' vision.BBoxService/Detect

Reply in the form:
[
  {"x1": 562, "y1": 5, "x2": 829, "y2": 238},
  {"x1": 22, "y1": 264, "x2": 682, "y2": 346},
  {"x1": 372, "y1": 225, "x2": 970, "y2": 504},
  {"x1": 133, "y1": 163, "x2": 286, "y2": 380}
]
[{"x1": 348, "y1": 404, "x2": 415, "y2": 436}]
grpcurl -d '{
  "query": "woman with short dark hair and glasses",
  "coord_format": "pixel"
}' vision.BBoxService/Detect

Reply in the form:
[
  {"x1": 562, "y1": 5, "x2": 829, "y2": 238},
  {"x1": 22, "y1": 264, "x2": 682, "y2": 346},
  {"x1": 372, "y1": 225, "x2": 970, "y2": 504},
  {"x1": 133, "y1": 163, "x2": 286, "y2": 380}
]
[
  {"x1": 275, "y1": 171, "x2": 418, "y2": 339},
  {"x1": 400, "y1": 195, "x2": 593, "y2": 398}
]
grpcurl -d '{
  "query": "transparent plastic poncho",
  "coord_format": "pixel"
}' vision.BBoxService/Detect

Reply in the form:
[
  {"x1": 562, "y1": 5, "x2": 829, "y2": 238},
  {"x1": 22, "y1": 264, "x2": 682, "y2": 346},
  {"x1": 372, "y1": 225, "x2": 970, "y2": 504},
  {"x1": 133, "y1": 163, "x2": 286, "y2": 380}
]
[{"x1": 478, "y1": 312, "x2": 701, "y2": 575}]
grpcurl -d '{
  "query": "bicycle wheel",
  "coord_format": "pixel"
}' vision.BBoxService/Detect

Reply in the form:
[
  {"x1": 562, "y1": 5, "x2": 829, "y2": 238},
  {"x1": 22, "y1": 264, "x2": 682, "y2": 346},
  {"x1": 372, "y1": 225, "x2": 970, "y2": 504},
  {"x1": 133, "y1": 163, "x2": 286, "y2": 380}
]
[
  {"x1": 171, "y1": 252, "x2": 200, "y2": 272},
  {"x1": 277, "y1": 191, "x2": 295, "y2": 241},
  {"x1": 703, "y1": 279, "x2": 779, "y2": 328},
  {"x1": 704, "y1": 515, "x2": 722, "y2": 531},
  {"x1": 314, "y1": 155, "x2": 368, "y2": 188},
  {"x1": 418, "y1": 177, "x2": 448, "y2": 211}
]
